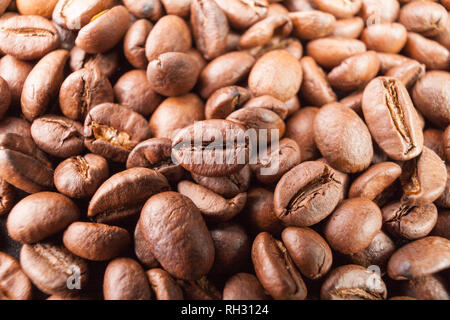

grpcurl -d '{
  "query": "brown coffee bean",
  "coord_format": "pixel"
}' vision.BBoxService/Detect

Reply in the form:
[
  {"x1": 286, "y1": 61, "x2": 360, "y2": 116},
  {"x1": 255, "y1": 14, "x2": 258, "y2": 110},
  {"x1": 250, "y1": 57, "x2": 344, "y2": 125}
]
[
  {"x1": 198, "y1": 51, "x2": 255, "y2": 99},
  {"x1": 147, "y1": 52, "x2": 201, "y2": 97},
  {"x1": 0, "y1": 0, "x2": 9, "y2": 15},
  {"x1": 362, "y1": 23, "x2": 407, "y2": 53},
  {"x1": 0, "y1": 15, "x2": 59, "y2": 60},
  {"x1": 274, "y1": 161, "x2": 345, "y2": 227},
  {"x1": 252, "y1": 232, "x2": 307, "y2": 300},
  {"x1": 20, "y1": 242, "x2": 89, "y2": 295},
  {"x1": 7, "y1": 192, "x2": 79, "y2": 244},
  {"x1": 215, "y1": 0, "x2": 268, "y2": 30},
  {"x1": 350, "y1": 231, "x2": 396, "y2": 272},
  {"x1": 31, "y1": 115, "x2": 84, "y2": 158},
  {"x1": 70, "y1": 46, "x2": 119, "y2": 78},
  {"x1": 432, "y1": 210, "x2": 450, "y2": 239},
  {"x1": 386, "y1": 60, "x2": 426, "y2": 89},
  {"x1": 433, "y1": 17, "x2": 450, "y2": 50},
  {"x1": 349, "y1": 162, "x2": 402, "y2": 202},
  {"x1": 146, "y1": 268, "x2": 184, "y2": 300},
  {"x1": 251, "y1": 138, "x2": 301, "y2": 185},
  {"x1": 400, "y1": 147, "x2": 447, "y2": 206},
  {"x1": 313, "y1": 0, "x2": 362, "y2": 18},
  {"x1": 325, "y1": 198, "x2": 382, "y2": 254},
  {"x1": 314, "y1": 103, "x2": 373, "y2": 173},
  {"x1": 339, "y1": 91, "x2": 363, "y2": 115},
  {"x1": 177, "y1": 277, "x2": 222, "y2": 300},
  {"x1": 285, "y1": 96, "x2": 301, "y2": 117},
  {"x1": 332, "y1": 17, "x2": 364, "y2": 39},
  {"x1": 87, "y1": 167, "x2": 169, "y2": 224},
  {"x1": 149, "y1": 94, "x2": 205, "y2": 139},
  {"x1": 52, "y1": 21, "x2": 76, "y2": 50},
  {"x1": 412, "y1": 71, "x2": 450, "y2": 128},
  {"x1": 401, "y1": 274, "x2": 450, "y2": 300},
  {"x1": 321, "y1": 264, "x2": 387, "y2": 300},
  {"x1": 377, "y1": 52, "x2": 413, "y2": 74},
  {"x1": 124, "y1": 19, "x2": 152, "y2": 69},
  {"x1": 209, "y1": 222, "x2": 251, "y2": 276},
  {"x1": 59, "y1": 68, "x2": 114, "y2": 121},
  {"x1": 0, "y1": 77, "x2": 10, "y2": 119},
  {"x1": 123, "y1": 0, "x2": 163, "y2": 20},
  {"x1": 178, "y1": 180, "x2": 247, "y2": 222},
  {"x1": 299, "y1": 57, "x2": 337, "y2": 107},
  {"x1": 0, "y1": 178, "x2": 14, "y2": 216},
  {"x1": 172, "y1": 120, "x2": 249, "y2": 177},
  {"x1": 404, "y1": 32, "x2": 450, "y2": 70},
  {"x1": 160, "y1": 0, "x2": 191, "y2": 17},
  {"x1": 21, "y1": 49, "x2": 69, "y2": 121},
  {"x1": 382, "y1": 202, "x2": 438, "y2": 240},
  {"x1": 223, "y1": 273, "x2": 269, "y2": 300},
  {"x1": 328, "y1": 51, "x2": 380, "y2": 92},
  {"x1": 362, "y1": 77, "x2": 424, "y2": 161},
  {"x1": 16, "y1": 0, "x2": 58, "y2": 18},
  {"x1": 284, "y1": 0, "x2": 315, "y2": 11},
  {"x1": 246, "y1": 37, "x2": 304, "y2": 60},
  {"x1": 249, "y1": 50, "x2": 302, "y2": 102},
  {"x1": 191, "y1": 0, "x2": 229, "y2": 60},
  {"x1": 53, "y1": 0, "x2": 115, "y2": 30},
  {"x1": 75, "y1": 6, "x2": 130, "y2": 54},
  {"x1": 436, "y1": 166, "x2": 450, "y2": 208},
  {"x1": 423, "y1": 129, "x2": 445, "y2": 160},
  {"x1": 0, "y1": 55, "x2": 33, "y2": 105},
  {"x1": 361, "y1": 0, "x2": 400, "y2": 23},
  {"x1": 205, "y1": 86, "x2": 251, "y2": 120},
  {"x1": 306, "y1": 37, "x2": 366, "y2": 69},
  {"x1": 0, "y1": 252, "x2": 32, "y2": 300},
  {"x1": 400, "y1": 1, "x2": 448, "y2": 37},
  {"x1": 84, "y1": 103, "x2": 152, "y2": 162},
  {"x1": 0, "y1": 133, "x2": 54, "y2": 193},
  {"x1": 282, "y1": 227, "x2": 333, "y2": 280},
  {"x1": 139, "y1": 191, "x2": 215, "y2": 280},
  {"x1": 290, "y1": 10, "x2": 335, "y2": 40},
  {"x1": 63, "y1": 222, "x2": 131, "y2": 261},
  {"x1": 54, "y1": 154, "x2": 109, "y2": 199},
  {"x1": 387, "y1": 236, "x2": 450, "y2": 280},
  {"x1": 239, "y1": 14, "x2": 292, "y2": 49},
  {"x1": 103, "y1": 258, "x2": 151, "y2": 300},
  {"x1": 192, "y1": 165, "x2": 250, "y2": 199},
  {"x1": 145, "y1": 15, "x2": 191, "y2": 62},
  {"x1": 134, "y1": 223, "x2": 159, "y2": 268}
]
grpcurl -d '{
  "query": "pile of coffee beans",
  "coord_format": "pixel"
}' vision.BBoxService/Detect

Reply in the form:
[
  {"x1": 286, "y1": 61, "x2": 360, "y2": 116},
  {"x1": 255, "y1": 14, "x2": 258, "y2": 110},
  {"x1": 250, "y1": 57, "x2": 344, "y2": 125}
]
[{"x1": 0, "y1": 0, "x2": 449, "y2": 300}]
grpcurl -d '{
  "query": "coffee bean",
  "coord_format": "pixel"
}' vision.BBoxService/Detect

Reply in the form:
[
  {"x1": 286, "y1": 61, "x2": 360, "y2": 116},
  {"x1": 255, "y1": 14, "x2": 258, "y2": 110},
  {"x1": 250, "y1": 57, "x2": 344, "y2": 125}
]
[
  {"x1": 400, "y1": 274, "x2": 450, "y2": 300},
  {"x1": 0, "y1": 55, "x2": 33, "y2": 105},
  {"x1": 399, "y1": 1, "x2": 448, "y2": 37},
  {"x1": 386, "y1": 60, "x2": 426, "y2": 89},
  {"x1": 160, "y1": 0, "x2": 191, "y2": 17},
  {"x1": 139, "y1": 192, "x2": 215, "y2": 280},
  {"x1": 178, "y1": 277, "x2": 222, "y2": 300},
  {"x1": 53, "y1": 0, "x2": 115, "y2": 30},
  {"x1": 146, "y1": 268, "x2": 184, "y2": 300},
  {"x1": 290, "y1": 10, "x2": 335, "y2": 40},
  {"x1": 423, "y1": 129, "x2": 445, "y2": 160},
  {"x1": 313, "y1": 0, "x2": 362, "y2": 18},
  {"x1": 361, "y1": 0, "x2": 400, "y2": 23},
  {"x1": 0, "y1": 252, "x2": 32, "y2": 300},
  {"x1": 69, "y1": 46, "x2": 119, "y2": 78},
  {"x1": 0, "y1": 178, "x2": 14, "y2": 216},
  {"x1": 123, "y1": 19, "x2": 152, "y2": 69},
  {"x1": 134, "y1": 223, "x2": 159, "y2": 268},
  {"x1": 16, "y1": 0, "x2": 58, "y2": 18},
  {"x1": 362, "y1": 23, "x2": 408, "y2": 53},
  {"x1": 239, "y1": 14, "x2": 292, "y2": 49},
  {"x1": 432, "y1": 210, "x2": 450, "y2": 239},
  {"x1": 205, "y1": 86, "x2": 251, "y2": 120},
  {"x1": 404, "y1": 32, "x2": 450, "y2": 70},
  {"x1": 123, "y1": 0, "x2": 163, "y2": 20},
  {"x1": 436, "y1": 165, "x2": 450, "y2": 208},
  {"x1": 223, "y1": 273, "x2": 269, "y2": 300}
]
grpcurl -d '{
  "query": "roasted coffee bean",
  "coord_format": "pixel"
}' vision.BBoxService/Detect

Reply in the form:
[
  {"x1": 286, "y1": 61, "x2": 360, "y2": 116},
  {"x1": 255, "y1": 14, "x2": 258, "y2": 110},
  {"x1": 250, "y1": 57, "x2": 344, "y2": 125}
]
[
  {"x1": 16, "y1": 0, "x2": 58, "y2": 18},
  {"x1": 205, "y1": 86, "x2": 251, "y2": 120},
  {"x1": 282, "y1": 227, "x2": 332, "y2": 280},
  {"x1": 350, "y1": 231, "x2": 396, "y2": 272},
  {"x1": 191, "y1": 165, "x2": 251, "y2": 199},
  {"x1": 251, "y1": 138, "x2": 301, "y2": 185},
  {"x1": 399, "y1": 1, "x2": 448, "y2": 37},
  {"x1": 160, "y1": 0, "x2": 191, "y2": 17},
  {"x1": 386, "y1": 60, "x2": 425, "y2": 89},
  {"x1": 69, "y1": 46, "x2": 119, "y2": 78},
  {"x1": 7, "y1": 192, "x2": 79, "y2": 243},
  {"x1": 146, "y1": 268, "x2": 184, "y2": 300},
  {"x1": 0, "y1": 55, "x2": 33, "y2": 105},
  {"x1": 404, "y1": 32, "x2": 450, "y2": 70},
  {"x1": 313, "y1": 0, "x2": 362, "y2": 18},
  {"x1": 274, "y1": 161, "x2": 345, "y2": 227},
  {"x1": 0, "y1": 15, "x2": 59, "y2": 60},
  {"x1": 239, "y1": 14, "x2": 292, "y2": 49},
  {"x1": 123, "y1": 0, "x2": 163, "y2": 20},
  {"x1": 59, "y1": 68, "x2": 114, "y2": 121},
  {"x1": 349, "y1": 162, "x2": 402, "y2": 202},
  {"x1": 52, "y1": 21, "x2": 76, "y2": 50},
  {"x1": 198, "y1": 51, "x2": 255, "y2": 99},
  {"x1": 412, "y1": 71, "x2": 450, "y2": 128},
  {"x1": 215, "y1": 0, "x2": 267, "y2": 30},
  {"x1": 63, "y1": 222, "x2": 131, "y2": 261},
  {"x1": 84, "y1": 103, "x2": 152, "y2": 163},
  {"x1": 0, "y1": 77, "x2": 10, "y2": 120},
  {"x1": 324, "y1": 198, "x2": 382, "y2": 254},
  {"x1": 134, "y1": 223, "x2": 159, "y2": 268},
  {"x1": 177, "y1": 277, "x2": 222, "y2": 300},
  {"x1": 328, "y1": 51, "x2": 380, "y2": 92},
  {"x1": 20, "y1": 242, "x2": 89, "y2": 295},
  {"x1": 87, "y1": 167, "x2": 169, "y2": 224},
  {"x1": 377, "y1": 52, "x2": 413, "y2": 74},
  {"x1": 0, "y1": 178, "x2": 14, "y2": 216},
  {"x1": 400, "y1": 147, "x2": 447, "y2": 206},
  {"x1": 190, "y1": 0, "x2": 229, "y2": 60},
  {"x1": 147, "y1": 52, "x2": 201, "y2": 97},
  {"x1": 432, "y1": 210, "x2": 450, "y2": 239},
  {"x1": 54, "y1": 154, "x2": 109, "y2": 199},
  {"x1": 178, "y1": 180, "x2": 247, "y2": 222},
  {"x1": 362, "y1": 23, "x2": 408, "y2": 53},
  {"x1": 75, "y1": 6, "x2": 130, "y2": 54},
  {"x1": 0, "y1": 133, "x2": 54, "y2": 193},
  {"x1": 172, "y1": 120, "x2": 249, "y2": 177},
  {"x1": 123, "y1": 19, "x2": 152, "y2": 69},
  {"x1": 320, "y1": 264, "x2": 387, "y2": 300},
  {"x1": 314, "y1": 103, "x2": 373, "y2": 173},
  {"x1": 387, "y1": 236, "x2": 450, "y2": 280},
  {"x1": 209, "y1": 222, "x2": 251, "y2": 276},
  {"x1": 252, "y1": 232, "x2": 307, "y2": 300},
  {"x1": 139, "y1": 192, "x2": 215, "y2": 280},
  {"x1": 31, "y1": 115, "x2": 84, "y2": 158},
  {"x1": 290, "y1": 10, "x2": 335, "y2": 40},
  {"x1": 361, "y1": 0, "x2": 400, "y2": 23},
  {"x1": 149, "y1": 94, "x2": 205, "y2": 139},
  {"x1": 103, "y1": 258, "x2": 152, "y2": 300},
  {"x1": 299, "y1": 57, "x2": 336, "y2": 107},
  {"x1": 21, "y1": 49, "x2": 69, "y2": 121},
  {"x1": 332, "y1": 17, "x2": 364, "y2": 39},
  {"x1": 382, "y1": 202, "x2": 438, "y2": 240},
  {"x1": 0, "y1": 252, "x2": 32, "y2": 300},
  {"x1": 53, "y1": 0, "x2": 115, "y2": 30},
  {"x1": 400, "y1": 274, "x2": 450, "y2": 300},
  {"x1": 423, "y1": 129, "x2": 445, "y2": 160},
  {"x1": 223, "y1": 273, "x2": 269, "y2": 300},
  {"x1": 242, "y1": 95, "x2": 290, "y2": 120},
  {"x1": 436, "y1": 166, "x2": 450, "y2": 208},
  {"x1": 362, "y1": 77, "x2": 424, "y2": 161}
]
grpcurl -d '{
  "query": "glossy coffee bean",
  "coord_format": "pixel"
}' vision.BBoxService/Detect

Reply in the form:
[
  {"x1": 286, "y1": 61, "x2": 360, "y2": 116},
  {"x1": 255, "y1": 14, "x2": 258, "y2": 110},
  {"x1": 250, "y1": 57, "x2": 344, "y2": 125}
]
[
  {"x1": 123, "y1": 0, "x2": 163, "y2": 20},
  {"x1": 215, "y1": 0, "x2": 267, "y2": 30},
  {"x1": 123, "y1": 19, "x2": 152, "y2": 69},
  {"x1": 400, "y1": 274, "x2": 450, "y2": 300},
  {"x1": 404, "y1": 32, "x2": 450, "y2": 70},
  {"x1": 290, "y1": 10, "x2": 335, "y2": 40},
  {"x1": 385, "y1": 60, "x2": 425, "y2": 89},
  {"x1": 146, "y1": 268, "x2": 184, "y2": 300},
  {"x1": 399, "y1": 1, "x2": 448, "y2": 37},
  {"x1": 205, "y1": 86, "x2": 251, "y2": 120},
  {"x1": 313, "y1": 0, "x2": 362, "y2": 19},
  {"x1": 69, "y1": 46, "x2": 119, "y2": 79},
  {"x1": 239, "y1": 14, "x2": 292, "y2": 49},
  {"x1": 361, "y1": 23, "x2": 407, "y2": 53},
  {"x1": 53, "y1": 0, "x2": 115, "y2": 30},
  {"x1": 0, "y1": 178, "x2": 14, "y2": 216},
  {"x1": 0, "y1": 55, "x2": 33, "y2": 105},
  {"x1": 299, "y1": 57, "x2": 336, "y2": 107},
  {"x1": 0, "y1": 252, "x2": 32, "y2": 300},
  {"x1": 223, "y1": 273, "x2": 269, "y2": 300}
]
